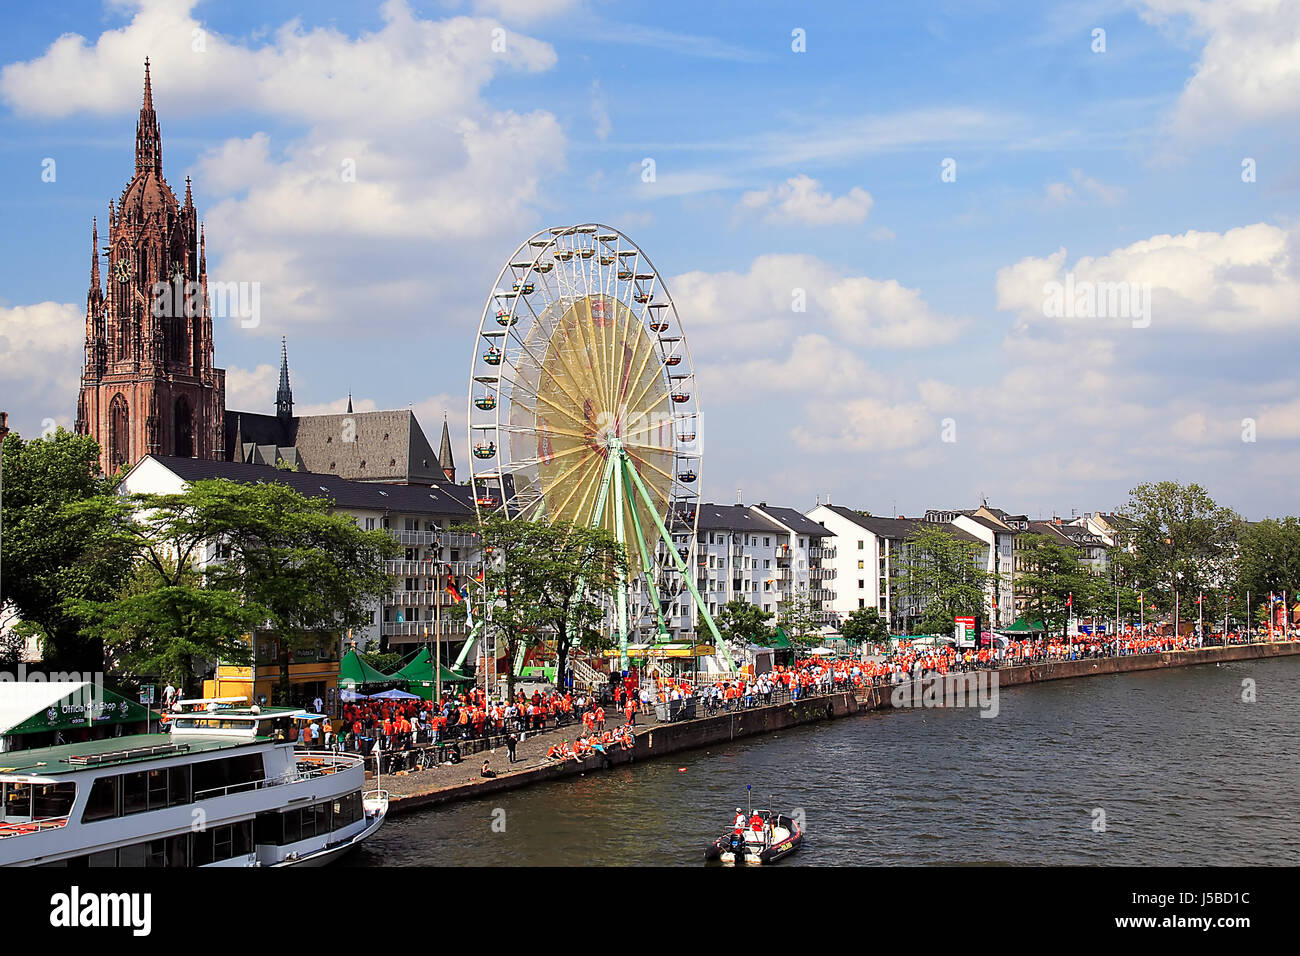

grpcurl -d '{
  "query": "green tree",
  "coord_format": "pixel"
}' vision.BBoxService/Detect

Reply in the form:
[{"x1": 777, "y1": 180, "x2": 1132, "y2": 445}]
[
  {"x1": 1119, "y1": 481, "x2": 1240, "y2": 630},
  {"x1": 70, "y1": 559, "x2": 259, "y2": 695},
  {"x1": 1234, "y1": 517, "x2": 1300, "y2": 605},
  {"x1": 777, "y1": 584, "x2": 819, "y2": 643},
  {"x1": 455, "y1": 515, "x2": 626, "y2": 698},
  {"x1": 202, "y1": 480, "x2": 398, "y2": 702},
  {"x1": 715, "y1": 599, "x2": 775, "y2": 647},
  {"x1": 1015, "y1": 533, "x2": 1093, "y2": 640},
  {"x1": 899, "y1": 524, "x2": 990, "y2": 634},
  {"x1": 840, "y1": 606, "x2": 889, "y2": 645},
  {"x1": 0, "y1": 429, "x2": 133, "y2": 672}
]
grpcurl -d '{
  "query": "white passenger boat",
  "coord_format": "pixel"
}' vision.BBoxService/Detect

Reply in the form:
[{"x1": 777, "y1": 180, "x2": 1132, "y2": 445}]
[{"x1": 0, "y1": 699, "x2": 387, "y2": 867}]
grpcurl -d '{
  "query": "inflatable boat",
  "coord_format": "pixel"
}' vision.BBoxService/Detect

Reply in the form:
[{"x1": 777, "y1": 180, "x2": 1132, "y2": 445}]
[{"x1": 705, "y1": 810, "x2": 803, "y2": 866}]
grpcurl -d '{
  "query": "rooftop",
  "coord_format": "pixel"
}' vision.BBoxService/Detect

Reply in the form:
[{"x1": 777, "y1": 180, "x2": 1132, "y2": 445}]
[
  {"x1": 134, "y1": 455, "x2": 475, "y2": 519},
  {"x1": 0, "y1": 734, "x2": 258, "y2": 778}
]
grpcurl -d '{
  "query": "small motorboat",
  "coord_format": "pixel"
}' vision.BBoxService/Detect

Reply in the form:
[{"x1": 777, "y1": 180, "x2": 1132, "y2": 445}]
[{"x1": 705, "y1": 805, "x2": 802, "y2": 866}]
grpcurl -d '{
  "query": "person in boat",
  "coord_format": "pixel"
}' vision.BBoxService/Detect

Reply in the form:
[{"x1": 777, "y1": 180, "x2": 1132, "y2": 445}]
[
  {"x1": 750, "y1": 811, "x2": 766, "y2": 842},
  {"x1": 733, "y1": 808, "x2": 747, "y2": 833}
]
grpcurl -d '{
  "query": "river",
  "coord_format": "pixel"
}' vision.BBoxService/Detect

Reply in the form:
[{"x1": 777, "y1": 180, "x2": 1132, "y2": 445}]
[{"x1": 352, "y1": 657, "x2": 1300, "y2": 866}]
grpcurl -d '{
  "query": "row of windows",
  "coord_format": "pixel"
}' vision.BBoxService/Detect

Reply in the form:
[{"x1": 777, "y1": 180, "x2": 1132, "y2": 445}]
[
  {"x1": 83, "y1": 755, "x2": 265, "y2": 823},
  {"x1": 1, "y1": 782, "x2": 76, "y2": 821},
  {"x1": 37, "y1": 822, "x2": 254, "y2": 868},
  {"x1": 255, "y1": 793, "x2": 363, "y2": 846}
]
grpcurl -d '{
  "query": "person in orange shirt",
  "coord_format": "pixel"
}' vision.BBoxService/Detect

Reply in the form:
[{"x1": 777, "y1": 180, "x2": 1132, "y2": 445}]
[{"x1": 594, "y1": 705, "x2": 605, "y2": 732}]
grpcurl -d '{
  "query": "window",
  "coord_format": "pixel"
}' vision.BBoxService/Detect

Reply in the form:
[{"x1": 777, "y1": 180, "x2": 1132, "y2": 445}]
[
  {"x1": 857, "y1": 560, "x2": 864, "y2": 569},
  {"x1": 83, "y1": 776, "x2": 118, "y2": 822},
  {"x1": 858, "y1": 540, "x2": 864, "y2": 550},
  {"x1": 859, "y1": 599, "x2": 865, "y2": 608},
  {"x1": 31, "y1": 783, "x2": 76, "y2": 819},
  {"x1": 121, "y1": 771, "x2": 148, "y2": 816}
]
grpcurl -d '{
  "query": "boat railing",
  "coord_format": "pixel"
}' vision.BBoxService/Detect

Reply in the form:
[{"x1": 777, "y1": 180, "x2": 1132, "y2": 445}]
[
  {"x1": 192, "y1": 753, "x2": 363, "y2": 801},
  {"x1": 0, "y1": 816, "x2": 70, "y2": 840}
]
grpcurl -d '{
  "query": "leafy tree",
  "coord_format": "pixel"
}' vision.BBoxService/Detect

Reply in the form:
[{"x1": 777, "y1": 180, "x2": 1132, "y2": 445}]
[
  {"x1": 1015, "y1": 533, "x2": 1093, "y2": 639},
  {"x1": 0, "y1": 429, "x2": 133, "y2": 672},
  {"x1": 715, "y1": 599, "x2": 775, "y2": 647},
  {"x1": 1119, "y1": 481, "x2": 1239, "y2": 630},
  {"x1": 362, "y1": 650, "x2": 403, "y2": 674},
  {"x1": 69, "y1": 559, "x2": 259, "y2": 695},
  {"x1": 454, "y1": 515, "x2": 626, "y2": 699},
  {"x1": 899, "y1": 524, "x2": 990, "y2": 634},
  {"x1": 777, "y1": 584, "x2": 819, "y2": 643},
  {"x1": 1234, "y1": 517, "x2": 1300, "y2": 605},
  {"x1": 840, "y1": 606, "x2": 890, "y2": 645},
  {"x1": 193, "y1": 480, "x2": 398, "y2": 703}
]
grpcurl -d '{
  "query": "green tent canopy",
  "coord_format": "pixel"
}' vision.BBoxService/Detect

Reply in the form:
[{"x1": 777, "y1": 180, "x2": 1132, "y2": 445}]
[
  {"x1": 1003, "y1": 618, "x2": 1046, "y2": 633},
  {"x1": 388, "y1": 647, "x2": 471, "y2": 699},
  {"x1": 338, "y1": 648, "x2": 394, "y2": 688},
  {"x1": 770, "y1": 628, "x2": 793, "y2": 649}
]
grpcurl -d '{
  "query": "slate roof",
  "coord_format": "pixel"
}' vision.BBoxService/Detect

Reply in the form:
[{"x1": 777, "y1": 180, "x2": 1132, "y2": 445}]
[
  {"x1": 142, "y1": 455, "x2": 473, "y2": 518},
  {"x1": 225, "y1": 408, "x2": 444, "y2": 484},
  {"x1": 695, "y1": 503, "x2": 787, "y2": 534},
  {"x1": 756, "y1": 505, "x2": 830, "y2": 538}
]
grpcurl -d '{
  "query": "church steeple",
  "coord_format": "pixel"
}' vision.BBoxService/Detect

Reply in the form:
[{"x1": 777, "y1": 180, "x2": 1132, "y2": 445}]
[
  {"x1": 439, "y1": 414, "x2": 455, "y2": 482},
  {"x1": 88, "y1": 218, "x2": 100, "y2": 297},
  {"x1": 276, "y1": 336, "x2": 293, "y2": 420},
  {"x1": 135, "y1": 58, "x2": 162, "y2": 176}
]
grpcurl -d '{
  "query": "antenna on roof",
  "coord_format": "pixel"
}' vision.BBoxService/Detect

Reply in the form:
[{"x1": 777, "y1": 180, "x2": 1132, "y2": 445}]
[
  {"x1": 826, "y1": 491, "x2": 831, "y2": 505},
  {"x1": 736, "y1": 487, "x2": 742, "y2": 504}
]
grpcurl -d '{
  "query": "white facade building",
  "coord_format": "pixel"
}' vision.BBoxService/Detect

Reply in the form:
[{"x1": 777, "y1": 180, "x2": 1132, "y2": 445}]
[{"x1": 120, "y1": 455, "x2": 480, "y2": 656}]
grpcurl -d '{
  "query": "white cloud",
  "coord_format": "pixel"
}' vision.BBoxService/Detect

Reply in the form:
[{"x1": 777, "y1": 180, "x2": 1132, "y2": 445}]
[
  {"x1": 1, "y1": 0, "x2": 566, "y2": 334},
  {"x1": 996, "y1": 222, "x2": 1300, "y2": 332},
  {"x1": 224, "y1": 363, "x2": 279, "y2": 412},
  {"x1": 792, "y1": 396, "x2": 933, "y2": 453},
  {"x1": 739, "y1": 175, "x2": 874, "y2": 226},
  {"x1": 1138, "y1": 0, "x2": 1300, "y2": 134},
  {"x1": 472, "y1": 0, "x2": 583, "y2": 23},
  {"x1": 670, "y1": 253, "x2": 964, "y2": 355},
  {"x1": 0, "y1": 301, "x2": 82, "y2": 435},
  {"x1": 1043, "y1": 169, "x2": 1124, "y2": 207}
]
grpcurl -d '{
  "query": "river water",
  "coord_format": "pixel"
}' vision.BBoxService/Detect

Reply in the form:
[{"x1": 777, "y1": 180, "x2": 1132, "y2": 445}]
[{"x1": 353, "y1": 657, "x2": 1300, "y2": 866}]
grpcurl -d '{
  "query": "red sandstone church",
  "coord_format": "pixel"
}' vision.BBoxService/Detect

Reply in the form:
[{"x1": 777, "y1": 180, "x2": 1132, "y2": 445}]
[{"x1": 74, "y1": 62, "x2": 455, "y2": 486}]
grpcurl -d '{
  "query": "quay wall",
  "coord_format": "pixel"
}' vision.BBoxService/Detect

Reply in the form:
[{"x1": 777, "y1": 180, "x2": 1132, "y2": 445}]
[
  {"x1": 386, "y1": 641, "x2": 1300, "y2": 817},
  {"x1": 387, "y1": 691, "x2": 857, "y2": 815}
]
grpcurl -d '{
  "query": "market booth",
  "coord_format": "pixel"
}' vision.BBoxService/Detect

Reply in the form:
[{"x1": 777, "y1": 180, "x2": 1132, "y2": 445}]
[{"x1": 0, "y1": 682, "x2": 152, "y2": 754}]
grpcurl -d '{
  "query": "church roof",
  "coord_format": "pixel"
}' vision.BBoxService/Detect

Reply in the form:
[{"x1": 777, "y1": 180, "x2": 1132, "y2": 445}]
[{"x1": 224, "y1": 407, "x2": 446, "y2": 485}]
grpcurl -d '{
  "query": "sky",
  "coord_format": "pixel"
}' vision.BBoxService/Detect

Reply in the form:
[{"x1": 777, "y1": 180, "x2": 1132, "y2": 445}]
[{"x1": 1, "y1": 0, "x2": 1298, "y2": 520}]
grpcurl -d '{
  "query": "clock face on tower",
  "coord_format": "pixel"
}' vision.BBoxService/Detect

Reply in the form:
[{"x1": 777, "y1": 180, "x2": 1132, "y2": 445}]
[{"x1": 114, "y1": 258, "x2": 133, "y2": 282}]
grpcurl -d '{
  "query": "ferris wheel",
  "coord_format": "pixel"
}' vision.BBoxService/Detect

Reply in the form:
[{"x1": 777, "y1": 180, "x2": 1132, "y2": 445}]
[{"x1": 467, "y1": 224, "x2": 729, "y2": 672}]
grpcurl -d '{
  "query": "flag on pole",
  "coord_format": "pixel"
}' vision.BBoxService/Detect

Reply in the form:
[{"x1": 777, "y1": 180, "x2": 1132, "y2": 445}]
[
  {"x1": 1066, "y1": 592, "x2": 1073, "y2": 608},
  {"x1": 444, "y1": 564, "x2": 463, "y2": 603}
]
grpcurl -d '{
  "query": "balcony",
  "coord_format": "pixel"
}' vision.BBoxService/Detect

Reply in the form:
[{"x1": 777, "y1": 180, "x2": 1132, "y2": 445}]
[
  {"x1": 388, "y1": 530, "x2": 478, "y2": 549},
  {"x1": 809, "y1": 588, "x2": 836, "y2": 602},
  {"x1": 809, "y1": 546, "x2": 837, "y2": 560},
  {"x1": 381, "y1": 620, "x2": 467, "y2": 638},
  {"x1": 384, "y1": 559, "x2": 476, "y2": 576},
  {"x1": 810, "y1": 567, "x2": 836, "y2": 581}
]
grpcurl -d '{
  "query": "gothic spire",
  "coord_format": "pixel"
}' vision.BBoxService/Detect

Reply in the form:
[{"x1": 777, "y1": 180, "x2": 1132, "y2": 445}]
[
  {"x1": 184, "y1": 175, "x2": 193, "y2": 209},
  {"x1": 276, "y1": 336, "x2": 293, "y2": 420},
  {"x1": 90, "y1": 217, "x2": 100, "y2": 291},
  {"x1": 346, "y1": 392, "x2": 353, "y2": 414},
  {"x1": 135, "y1": 57, "x2": 161, "y2": 175},
  {"x1": 199, "y1": 224, "x2": 206, "y2": 274},
  {"x1": 439, "y1": 413, "x2": 455, "y2": 482}
]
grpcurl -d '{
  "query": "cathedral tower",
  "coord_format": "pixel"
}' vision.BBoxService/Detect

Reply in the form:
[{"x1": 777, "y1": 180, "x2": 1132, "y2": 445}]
[{"x1": 76, "y1": 60, "x2": 226, "y2": 475}]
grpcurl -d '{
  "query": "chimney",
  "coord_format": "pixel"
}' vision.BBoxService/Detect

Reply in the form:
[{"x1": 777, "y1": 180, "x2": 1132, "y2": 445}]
[
  {"x1": 737, "y1": 487, "x2": 742, "y2": 504},
  {"x1": 0, "y1": 411, "x2": 8, "y2": 443}
]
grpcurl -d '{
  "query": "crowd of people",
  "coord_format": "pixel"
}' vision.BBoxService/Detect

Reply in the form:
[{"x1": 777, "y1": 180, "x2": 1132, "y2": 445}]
[{"x1": 292, "y1": 626, "x2": 1294, "y2": 772}]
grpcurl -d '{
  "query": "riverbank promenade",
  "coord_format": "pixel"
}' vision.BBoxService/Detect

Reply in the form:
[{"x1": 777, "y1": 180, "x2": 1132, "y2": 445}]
[{"x1": 372, "y1": 637, "x2": 1300, "y2": 817}]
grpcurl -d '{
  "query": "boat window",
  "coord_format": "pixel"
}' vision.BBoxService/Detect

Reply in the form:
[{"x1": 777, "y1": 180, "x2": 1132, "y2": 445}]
[
  {"x1": 87, "y1": 848, "x2": 117, "y2": 867},
  {"x1": 333, "y1": 791, "x2": 362, "y2": 828},
  {"x1": 191, "y1": 821, "x2": 251, "y2": 865},
  {"x1": 31, "y1": 783, "x2": 76, "y2": 819},
  {"x1": 193, "y1": 754, "x2": 266, "y2": 799},
  {"x1": 118, "y1": 838, "x2": 167, "y2": 867},
  {"x1": 2, "y1": 782, "x2": 31, "y2": 821},
  {"x1": 121, "y1": 771, "x2": 149, "y2": 815},
  {"x1": 281, "y1": 808, "x2": 301, "y2": 845},
  {"x1": 82, "y1": 776, "x2": 119, "y2": 823},
  {"x1": 166, "y1": 833, "x2": 189, "y2": 867},
  {"x1": 147, "y1": 768, "x2": 169, "y2": 811},
  {"x1": 169, "y1": 765, "x2": 191, "y2": 805}
]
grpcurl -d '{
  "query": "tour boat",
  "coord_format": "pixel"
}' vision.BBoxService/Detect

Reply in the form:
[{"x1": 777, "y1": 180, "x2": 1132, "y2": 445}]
[
  {"x1": 0, "y1": 699, "x2": 387, "y2": 868},
  {"x1": 705, "y1": 808, "x2": 802, "y2": 866}
]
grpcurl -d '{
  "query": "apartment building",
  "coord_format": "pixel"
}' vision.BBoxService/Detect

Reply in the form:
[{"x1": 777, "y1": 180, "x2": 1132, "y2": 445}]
[{"x1": 120, "y1": 455, "x2": 480, "y2": 664}]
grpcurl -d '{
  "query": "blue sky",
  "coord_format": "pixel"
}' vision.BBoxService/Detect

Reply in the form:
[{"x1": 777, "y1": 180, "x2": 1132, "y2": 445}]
[{"x1": 2, "y1": 0, "x2": 1298, "y2": 519}]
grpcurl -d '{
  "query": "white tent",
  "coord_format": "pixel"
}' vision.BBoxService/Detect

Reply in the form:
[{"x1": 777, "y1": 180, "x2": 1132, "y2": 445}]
[{"x1": 807, "y1": 646, "x2": 836, "y2": 656}]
